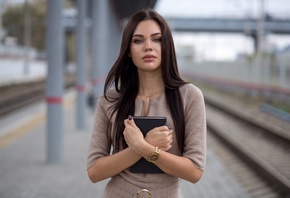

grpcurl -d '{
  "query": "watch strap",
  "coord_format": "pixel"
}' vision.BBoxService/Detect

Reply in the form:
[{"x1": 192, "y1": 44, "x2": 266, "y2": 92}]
[{"x1": 147, "y1": 146, "x2": 160, "y2": 162}]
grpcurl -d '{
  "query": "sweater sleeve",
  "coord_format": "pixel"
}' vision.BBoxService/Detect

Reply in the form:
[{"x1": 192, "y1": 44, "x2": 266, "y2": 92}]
[
  {"x1": 87, "y1": 95, "x2": 112, "y2": 169},
  {"x1": 182, "y1": 84, "x2": 207, "y2": 170}
]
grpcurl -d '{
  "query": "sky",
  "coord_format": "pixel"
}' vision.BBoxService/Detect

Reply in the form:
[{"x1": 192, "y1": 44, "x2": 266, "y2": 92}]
[
  {"x1": 154, "y1": 0, "x2": 290, "y2": 61},
  {"x1": 155, "y1": 0, "x2": 290, "y2": 18},
  {"x1": 2, "y1": 0, "x2": 290, "y2": 61}
]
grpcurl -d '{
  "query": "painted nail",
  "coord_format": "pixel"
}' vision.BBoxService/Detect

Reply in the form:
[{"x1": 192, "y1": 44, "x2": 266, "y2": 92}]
[{"x1": 128, "y1": 115, "x2": 133, "y2": 120}]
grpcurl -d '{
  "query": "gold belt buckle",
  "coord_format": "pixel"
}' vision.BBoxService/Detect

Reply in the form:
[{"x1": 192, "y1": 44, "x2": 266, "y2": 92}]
[{"x1": 136, "y1": 189, "x2": 151, "y2": 198}]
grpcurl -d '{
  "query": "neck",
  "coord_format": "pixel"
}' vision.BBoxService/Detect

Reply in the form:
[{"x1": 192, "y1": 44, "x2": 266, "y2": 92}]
[
  {"x1": 138, "y1": 73, "x2": 164, "y2": 99},
  {"x1": 138, "y1": 88, "x2": 164, "y2": 100}
]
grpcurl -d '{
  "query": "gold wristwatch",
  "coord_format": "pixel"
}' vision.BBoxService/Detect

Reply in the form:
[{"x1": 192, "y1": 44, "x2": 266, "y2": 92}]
[{"x1": 148, "y1": 146, "x2": 160, "y2": 162}]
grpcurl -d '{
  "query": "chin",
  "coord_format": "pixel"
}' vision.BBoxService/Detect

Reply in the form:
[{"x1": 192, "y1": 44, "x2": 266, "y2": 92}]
[{"x1": 139, "y1": 65, "x2": 160, "y2": 72}]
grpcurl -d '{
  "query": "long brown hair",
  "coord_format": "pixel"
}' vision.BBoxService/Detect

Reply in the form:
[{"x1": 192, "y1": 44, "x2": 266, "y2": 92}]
[{"x1": 104, "y1": 8, "x2": 187, "y2": 153}]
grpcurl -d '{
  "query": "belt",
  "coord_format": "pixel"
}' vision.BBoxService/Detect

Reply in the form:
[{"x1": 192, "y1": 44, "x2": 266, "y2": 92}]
[
  {"x1": 136, "y1": 189, "x2": 151, "y2": 198},
  {"x1": 133, "y1": 187, "x2": 178, "y2": 198},
  {"x1": 109, "y1": 177, "x2": 179, "y2": 198}
]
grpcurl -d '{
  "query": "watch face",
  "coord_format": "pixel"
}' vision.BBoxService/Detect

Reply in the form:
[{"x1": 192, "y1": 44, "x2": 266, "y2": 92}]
[{"x1": 150, "y1": 154, "x2": 159, "y2": 161}]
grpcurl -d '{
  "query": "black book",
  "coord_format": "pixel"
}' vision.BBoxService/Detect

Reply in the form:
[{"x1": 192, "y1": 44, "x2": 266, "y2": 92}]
[{"x1": 130, "y1": 116, "x2": 167, "y2": 174}]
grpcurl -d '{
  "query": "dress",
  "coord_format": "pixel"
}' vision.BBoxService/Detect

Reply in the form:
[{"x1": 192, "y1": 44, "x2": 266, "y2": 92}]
[{"x1": 87, "y1": 83, "x2": 207, "y2": 198}]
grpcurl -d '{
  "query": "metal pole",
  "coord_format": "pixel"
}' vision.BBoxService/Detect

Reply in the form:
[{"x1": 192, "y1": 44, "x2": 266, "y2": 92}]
[
  {"x1": 76, "y1": 0, "x2": 87, "y2": 130},
  {"x1": 45, "y1": 0, "x2": 64, "y2": 164},
  {"x1": 257, "y1": 0, "x2": 265, "y2": 55},
  {"x1": 90, "y1": 0, "x2": 108, "y2": 109},
  {"x1": 99, "y1": 0, "x2": 110, "y2": 79},
  {"x1": 0, "y1": 1, "x2": 4, "y2": 41},
  {"x1": 254, "y1": 0, "x2": 265, "y2": 98},
  {"x1": 90, "y1": 0, "x2": 99, "y2": 110},
  {"x1": 257, "y1": 0, "x2": 269, "y2": 99},
  {"x1": 279, "y1": 55, "x2": 287, "y2": 101},
  {"x1": 23, "y1": 0, "x2": 31, "y2": 75}
]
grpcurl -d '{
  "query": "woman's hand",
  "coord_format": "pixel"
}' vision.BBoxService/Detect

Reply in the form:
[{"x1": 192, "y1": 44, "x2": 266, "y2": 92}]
[
  {"x1": 145, "y1": 126, "x2": 173, "y2": 151},
  {"x1": 123, "y1": 116, "x2": 146, "y2": 153},
  {"x1": 123, "y1": 116, "x2": 173, "y2": 153}
]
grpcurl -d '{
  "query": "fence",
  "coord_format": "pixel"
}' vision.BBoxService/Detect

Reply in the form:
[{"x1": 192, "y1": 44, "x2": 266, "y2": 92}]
[{"x1": 179, "y1": 52, "x2": 290, "y2": 103}]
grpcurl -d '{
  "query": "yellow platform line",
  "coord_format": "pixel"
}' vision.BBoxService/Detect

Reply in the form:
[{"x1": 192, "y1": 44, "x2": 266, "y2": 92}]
[
  {"x1": 0, "y1": 95, "x2": 75, "y2": 149},
  {"x1": 0, "y1": 112, "x2": 46, "y2": 148}
]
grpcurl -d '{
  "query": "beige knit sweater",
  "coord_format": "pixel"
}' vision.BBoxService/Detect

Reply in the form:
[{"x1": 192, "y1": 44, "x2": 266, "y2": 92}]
[{"x1": 87, "y1": 83, "x2": 207, "y2": 198}]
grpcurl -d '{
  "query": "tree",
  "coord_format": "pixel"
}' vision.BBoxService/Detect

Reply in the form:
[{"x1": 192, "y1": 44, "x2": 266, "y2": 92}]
[{"x1": 3, "y1": 0, "x2": 46, "y2": 51}]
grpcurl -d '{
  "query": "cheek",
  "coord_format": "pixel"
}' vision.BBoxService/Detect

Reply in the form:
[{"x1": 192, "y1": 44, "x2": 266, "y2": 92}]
[
  {"x1": 153, "y1": 44, "x2": 161, "y2": 54},
  {"x1": 130, "y1": 49, "x2": 144, "y2": 65},
  {"x1": 129, "y1": 50, "x2": 139, "y2": 65},
  {"x1": 131, "y1": 57, "x2": 138, "y2": 66},
  {"x1": 130, "y1": 46, "x2": 139, "y2": 58}
]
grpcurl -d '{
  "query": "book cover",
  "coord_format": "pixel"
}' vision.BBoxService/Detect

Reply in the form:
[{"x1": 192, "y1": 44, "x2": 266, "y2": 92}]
[{"x1": 130, "y1": 116, "x2": 167, "y2": 173}]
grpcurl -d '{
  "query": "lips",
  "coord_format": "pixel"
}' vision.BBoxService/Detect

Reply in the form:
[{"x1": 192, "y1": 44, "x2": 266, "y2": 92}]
[{"x1": 142, "y1": 54, "x2": 156, "y2": 61}]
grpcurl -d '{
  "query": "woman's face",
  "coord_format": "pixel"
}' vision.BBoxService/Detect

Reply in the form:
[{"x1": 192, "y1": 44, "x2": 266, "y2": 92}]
[{"x1": 130, "y1": 20, "x2": 162, "y2": 72}]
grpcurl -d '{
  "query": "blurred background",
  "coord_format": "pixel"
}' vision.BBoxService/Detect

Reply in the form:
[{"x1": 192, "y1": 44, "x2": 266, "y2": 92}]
[{"x1": 0, "y1": 0, "x2": 290, "y2": 198}]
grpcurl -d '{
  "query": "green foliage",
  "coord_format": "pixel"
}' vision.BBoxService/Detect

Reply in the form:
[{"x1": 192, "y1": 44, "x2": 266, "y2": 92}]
[{"x1": 3, "y1": 1, "x2": 46, "y2": 50}]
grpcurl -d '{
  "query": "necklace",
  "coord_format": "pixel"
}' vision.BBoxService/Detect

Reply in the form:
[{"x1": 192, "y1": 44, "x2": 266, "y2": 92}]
[
  {"x1": 137, "y1": 89, "x2": 164, "y2": 101},
  {"x1": 141, "y1": 98, "x2": 151, "y2": 116},
  {"x1": 137, "y1": 89, "x2": 164, "y2": 116}
]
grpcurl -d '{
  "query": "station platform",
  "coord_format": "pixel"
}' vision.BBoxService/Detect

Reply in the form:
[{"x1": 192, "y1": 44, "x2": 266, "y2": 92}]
[{"x1": 0, "y1": 90, "x2": 251, "y2": 198}]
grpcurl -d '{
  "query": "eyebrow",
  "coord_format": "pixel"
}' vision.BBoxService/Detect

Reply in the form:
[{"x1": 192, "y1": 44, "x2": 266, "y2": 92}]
[{"x1": 132, "y1": 33, "x2": 162, "y2": 38}]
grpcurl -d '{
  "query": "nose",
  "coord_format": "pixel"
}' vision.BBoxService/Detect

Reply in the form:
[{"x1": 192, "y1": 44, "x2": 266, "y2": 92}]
[{"x1": 144, "y1": 40, "x2": 153, "y2": 51}]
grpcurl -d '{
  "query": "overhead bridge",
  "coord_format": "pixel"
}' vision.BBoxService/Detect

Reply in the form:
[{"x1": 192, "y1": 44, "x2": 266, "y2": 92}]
[
  {"x1": 166, "y1": 17, "x2": 290, "y2": 34},
  {"x1": 165, "y1": 17, "x2": 290, "y2": 51},
  {"x1": 63, "y1": 10, "x2": 290, "y2": 51}
]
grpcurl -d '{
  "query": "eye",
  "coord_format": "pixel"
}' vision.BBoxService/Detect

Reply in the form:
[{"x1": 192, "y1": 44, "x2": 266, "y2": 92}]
[
  {"x1": 152, "y1": 37, "x2": 162, "y2": 43},
  {"x1": 132, "y1": 39, "x2": 144, "y2": 44}
]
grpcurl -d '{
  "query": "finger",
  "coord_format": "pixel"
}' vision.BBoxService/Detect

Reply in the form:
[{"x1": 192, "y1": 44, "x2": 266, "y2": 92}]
[
  {"x1": 160, "y1": 144, "x2": 172, "y2": 152},
  {"x1": 154, "y1": 125, "x2": 170, "y2": 131},
  {"x1": 165, "y1": 130, "x2": 173, "y2": 138},
  {"x1": 169, "y1": 137, "x2": 173, "y2": 144},
  {"x1": 124, "y1": 119, "x2": 129, "y2": 127},
  {"x1": 165, "y1": 134, "x2": 173, "y2": 143},
  {"x1": 127, "y1": 115, "x2": 139, "y2": 129},
  {"x1": 123, "y1": 130, "x2": 128, "y2": 142},
  {"x1": 124, "y1": 117, "x2": 134, "y2": 128}
]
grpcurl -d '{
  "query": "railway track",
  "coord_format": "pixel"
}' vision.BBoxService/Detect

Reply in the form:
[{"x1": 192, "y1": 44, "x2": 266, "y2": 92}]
[
  {"x1": 206, "y1": 96, "x2": 290, "y2": 198},
  {"x1": 0, "y1": 75, "x2": 75, "y2": 118},
  {"x1": 2, "y1": 76, "x2": 290, "y2": 197}
]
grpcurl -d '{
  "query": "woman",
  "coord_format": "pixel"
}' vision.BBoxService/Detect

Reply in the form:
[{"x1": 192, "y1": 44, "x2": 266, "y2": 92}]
[{"x1": 87, "y1": 8, "x2": 206, "y2": 198}]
